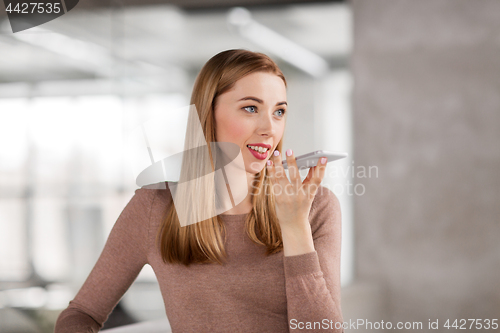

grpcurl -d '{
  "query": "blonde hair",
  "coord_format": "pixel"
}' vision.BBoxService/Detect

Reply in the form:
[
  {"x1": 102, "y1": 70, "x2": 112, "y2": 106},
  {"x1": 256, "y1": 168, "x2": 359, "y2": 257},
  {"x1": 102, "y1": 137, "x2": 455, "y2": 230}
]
[{"x1": 156, "y1": 49, "x2": 287, "y2": 266}]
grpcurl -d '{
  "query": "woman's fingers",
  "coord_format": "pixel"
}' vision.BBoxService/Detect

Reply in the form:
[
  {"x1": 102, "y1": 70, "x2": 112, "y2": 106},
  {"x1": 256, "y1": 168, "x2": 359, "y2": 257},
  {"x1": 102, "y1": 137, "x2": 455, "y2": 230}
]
[
  {"x1": 284, "y1": 149, "x2": 301, "y2": 188},
  {"x1": 304, "y1": 157, "x2": 327, "y2": 187},
  {"x1": 271, "y1": 149, "x2": 285, "y2": 183},
  {"x1": 268, "y1": 150, "x2": 328, "y2": 196},
  {"x1": 303, "y1": 165, "x2": 314, "y2": 184},
  {"x1": 266, "y1": 158, "x2": 274, "y2": 184},
  {"x1": 266, "y1": 150, "x2": 280, "y2": 188},
  {"x1": 312, "y1": 157, "x2": 327, "y2": 183},
  {"x1": 317, "y1": 157, "x2": 327, "y2": 182},
  {"x1": 268, "y1": 151, "x2": 329, "y2": 223}
]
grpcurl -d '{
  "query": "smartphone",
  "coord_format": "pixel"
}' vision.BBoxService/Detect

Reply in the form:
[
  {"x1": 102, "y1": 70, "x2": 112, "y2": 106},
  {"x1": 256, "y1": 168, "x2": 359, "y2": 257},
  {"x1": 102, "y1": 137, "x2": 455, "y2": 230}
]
[{"x1": 281, "y1": 150, "x2": 347, "y2": 170}]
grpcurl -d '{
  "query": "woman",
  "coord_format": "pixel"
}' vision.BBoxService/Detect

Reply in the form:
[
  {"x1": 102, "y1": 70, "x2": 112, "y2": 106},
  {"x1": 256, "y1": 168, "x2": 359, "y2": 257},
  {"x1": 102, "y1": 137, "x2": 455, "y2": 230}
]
[{"x1": 55, "y1": 49, "x2": 344, "y2": 332}]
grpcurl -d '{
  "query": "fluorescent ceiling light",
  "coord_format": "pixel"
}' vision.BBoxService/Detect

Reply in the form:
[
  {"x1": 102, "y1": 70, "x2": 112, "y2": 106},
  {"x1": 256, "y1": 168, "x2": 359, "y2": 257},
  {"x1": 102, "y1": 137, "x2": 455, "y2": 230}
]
[
  {"x1": 12, "y1": 26, "x2": 115, "y2": 77},
  {"x1": 7, "y1": 25, "x2": 184, "y2": 83},
  {"x1": 227, "y1": 7, "x2": 330, "y2": 78}
]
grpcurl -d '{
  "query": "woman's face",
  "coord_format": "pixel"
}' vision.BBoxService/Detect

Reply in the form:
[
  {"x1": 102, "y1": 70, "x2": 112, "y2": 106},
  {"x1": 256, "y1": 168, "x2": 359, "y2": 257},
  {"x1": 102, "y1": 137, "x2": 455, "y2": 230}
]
[{"x1": 214, "y1": 71, "x2": 287, "y2": 175}]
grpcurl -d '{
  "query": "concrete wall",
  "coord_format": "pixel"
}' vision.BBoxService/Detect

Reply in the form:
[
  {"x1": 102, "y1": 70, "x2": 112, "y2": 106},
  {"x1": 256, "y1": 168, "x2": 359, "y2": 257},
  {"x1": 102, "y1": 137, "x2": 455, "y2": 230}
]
[{"x1": 350, "y1": 0, "x2": 500, "y2": 330}]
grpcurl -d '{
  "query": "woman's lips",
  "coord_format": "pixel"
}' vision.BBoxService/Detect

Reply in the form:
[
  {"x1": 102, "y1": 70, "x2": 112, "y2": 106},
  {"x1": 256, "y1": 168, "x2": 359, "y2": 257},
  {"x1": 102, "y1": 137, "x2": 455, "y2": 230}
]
[{"x1": 247, "y1": 146, "x2": 268, "y2": 160}]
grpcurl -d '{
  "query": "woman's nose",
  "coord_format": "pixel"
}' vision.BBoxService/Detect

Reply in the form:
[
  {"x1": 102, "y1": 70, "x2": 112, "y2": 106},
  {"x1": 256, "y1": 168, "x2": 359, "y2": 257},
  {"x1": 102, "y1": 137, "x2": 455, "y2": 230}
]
[{"x1": 257, "y1": 112, "x2": 275, "y2": 135}]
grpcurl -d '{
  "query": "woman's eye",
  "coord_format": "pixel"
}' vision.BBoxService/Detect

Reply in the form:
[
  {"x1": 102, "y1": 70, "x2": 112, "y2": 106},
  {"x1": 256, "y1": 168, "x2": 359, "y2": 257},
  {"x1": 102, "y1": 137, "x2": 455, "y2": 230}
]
[
  {"x1": 275, "y1": 109, "x2": 286, "y2": 117},
  {"x1": 243, "y1": 106, "x2": 257, "y2": 113},
  {"x1": 243, "y1": 106, "x2": 286, "y2": 117}
]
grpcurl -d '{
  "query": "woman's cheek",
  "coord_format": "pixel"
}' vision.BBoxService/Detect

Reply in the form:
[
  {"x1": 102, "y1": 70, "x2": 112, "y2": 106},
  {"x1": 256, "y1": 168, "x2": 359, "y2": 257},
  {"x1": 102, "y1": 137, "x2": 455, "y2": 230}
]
[{"x1": 225, "y1": 117, "x2": 251, "y2": 142}]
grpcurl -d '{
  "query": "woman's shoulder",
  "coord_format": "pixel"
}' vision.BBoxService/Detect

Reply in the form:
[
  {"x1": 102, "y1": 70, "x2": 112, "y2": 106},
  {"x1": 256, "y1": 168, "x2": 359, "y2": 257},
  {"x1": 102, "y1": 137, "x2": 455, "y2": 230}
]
[
  {"x1": 134, "y1": 181, "x2": 174, "y2": 219},
  {"x1": 139, "y1": 181, "x2": 173, "y2": 191},
  {"x1": 138, "y1": 181, "x2": 174, "y2": 196},
  {"x1": 309, "y1": 185, "x2": 341, "y2": 231},
  {"x1": 311, "y1": 184, "x2": 339, "y2": 210}
]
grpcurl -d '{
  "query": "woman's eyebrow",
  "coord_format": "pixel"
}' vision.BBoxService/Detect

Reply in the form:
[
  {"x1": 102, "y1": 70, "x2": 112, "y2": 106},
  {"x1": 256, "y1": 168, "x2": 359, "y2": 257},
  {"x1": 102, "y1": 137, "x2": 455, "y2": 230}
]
[{"x1": 237, "y1": 96, "x2": 287, "y2": 106}]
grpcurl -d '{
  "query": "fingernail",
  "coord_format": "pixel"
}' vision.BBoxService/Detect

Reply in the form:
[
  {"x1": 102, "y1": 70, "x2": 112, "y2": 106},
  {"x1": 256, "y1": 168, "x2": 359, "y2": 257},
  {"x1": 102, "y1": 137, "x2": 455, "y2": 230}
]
[
  {"x1": 267, "y1": 160, "x2": 272, "y2": 166},
  {"x1": 321, "y1": 157, "x2": 327, "y2": 164},
  {"x1": 286, "y1": 149, "x2": 292, "y2": 156},
  {"x1": 273, "y1": 150, "x2": 280, "y2": 156}
]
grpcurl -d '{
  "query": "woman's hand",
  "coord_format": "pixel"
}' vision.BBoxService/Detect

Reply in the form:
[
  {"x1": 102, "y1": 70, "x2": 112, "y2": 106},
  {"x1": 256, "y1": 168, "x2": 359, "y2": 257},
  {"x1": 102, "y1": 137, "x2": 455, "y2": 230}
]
[{"x1": 266, "y1": 149, "x2": 327, "y2": 232}]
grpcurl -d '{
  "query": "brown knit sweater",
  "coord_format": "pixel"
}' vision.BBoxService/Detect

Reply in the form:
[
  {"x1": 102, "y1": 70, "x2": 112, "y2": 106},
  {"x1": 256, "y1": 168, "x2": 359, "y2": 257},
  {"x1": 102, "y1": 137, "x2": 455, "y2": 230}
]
[{"x1": 54, "y1": 182, "x2": 343, "y2": 332}]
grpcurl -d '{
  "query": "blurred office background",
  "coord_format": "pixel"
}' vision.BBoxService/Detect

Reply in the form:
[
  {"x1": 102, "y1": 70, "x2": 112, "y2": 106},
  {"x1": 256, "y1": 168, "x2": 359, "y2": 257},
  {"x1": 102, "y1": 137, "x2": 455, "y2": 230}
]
[{"x1": 0, "y1": 0, "x2": 499, "y2": 332}]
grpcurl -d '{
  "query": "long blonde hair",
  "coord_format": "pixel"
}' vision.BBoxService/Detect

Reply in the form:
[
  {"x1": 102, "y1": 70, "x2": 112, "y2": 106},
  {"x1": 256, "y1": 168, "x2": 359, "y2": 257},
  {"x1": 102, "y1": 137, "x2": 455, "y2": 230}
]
[{"x1": 156, "y1": 49, "x2": 287, "y2": 266}]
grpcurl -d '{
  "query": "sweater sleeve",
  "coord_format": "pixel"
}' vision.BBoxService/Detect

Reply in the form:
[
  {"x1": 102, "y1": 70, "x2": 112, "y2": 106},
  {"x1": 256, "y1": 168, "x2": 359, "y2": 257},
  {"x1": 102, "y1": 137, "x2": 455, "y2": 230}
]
[
  {"x1": 54, "y1": 188, "x2": 155, "y2": 333},
  {"x1": 283, "y1": 185, "x2": 344, "y2": 333}
]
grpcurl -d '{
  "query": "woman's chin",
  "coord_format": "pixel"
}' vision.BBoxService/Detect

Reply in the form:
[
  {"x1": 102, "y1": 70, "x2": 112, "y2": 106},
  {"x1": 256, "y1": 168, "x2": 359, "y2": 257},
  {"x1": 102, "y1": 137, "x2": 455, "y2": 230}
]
[{"x1": 246, "y1": 162, "x2": 265, "y2": 174}]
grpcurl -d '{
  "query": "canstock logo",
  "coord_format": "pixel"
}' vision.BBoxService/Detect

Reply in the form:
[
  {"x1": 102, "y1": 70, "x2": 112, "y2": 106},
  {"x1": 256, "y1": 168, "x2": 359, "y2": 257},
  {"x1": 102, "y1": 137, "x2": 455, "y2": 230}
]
[
  {"x1": 3, "y1": 0, "x2": 79, "y2": 33},
  {"x1": 125, "y1": 105, "x2": 248, "y2": 227}
]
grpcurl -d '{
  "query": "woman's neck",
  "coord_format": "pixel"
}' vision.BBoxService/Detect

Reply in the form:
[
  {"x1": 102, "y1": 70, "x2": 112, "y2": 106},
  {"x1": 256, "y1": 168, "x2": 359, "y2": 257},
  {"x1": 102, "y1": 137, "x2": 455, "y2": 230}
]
[{"x1": 220, "y1": 172, "x2": 257, "y2": 215}]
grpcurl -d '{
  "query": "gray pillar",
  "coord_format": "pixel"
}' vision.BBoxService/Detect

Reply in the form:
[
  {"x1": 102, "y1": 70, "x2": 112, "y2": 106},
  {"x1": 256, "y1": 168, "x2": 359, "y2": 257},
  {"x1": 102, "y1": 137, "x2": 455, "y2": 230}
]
[{"x1": 352, "y1": 0, "x2": 500, "y2": 327}]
